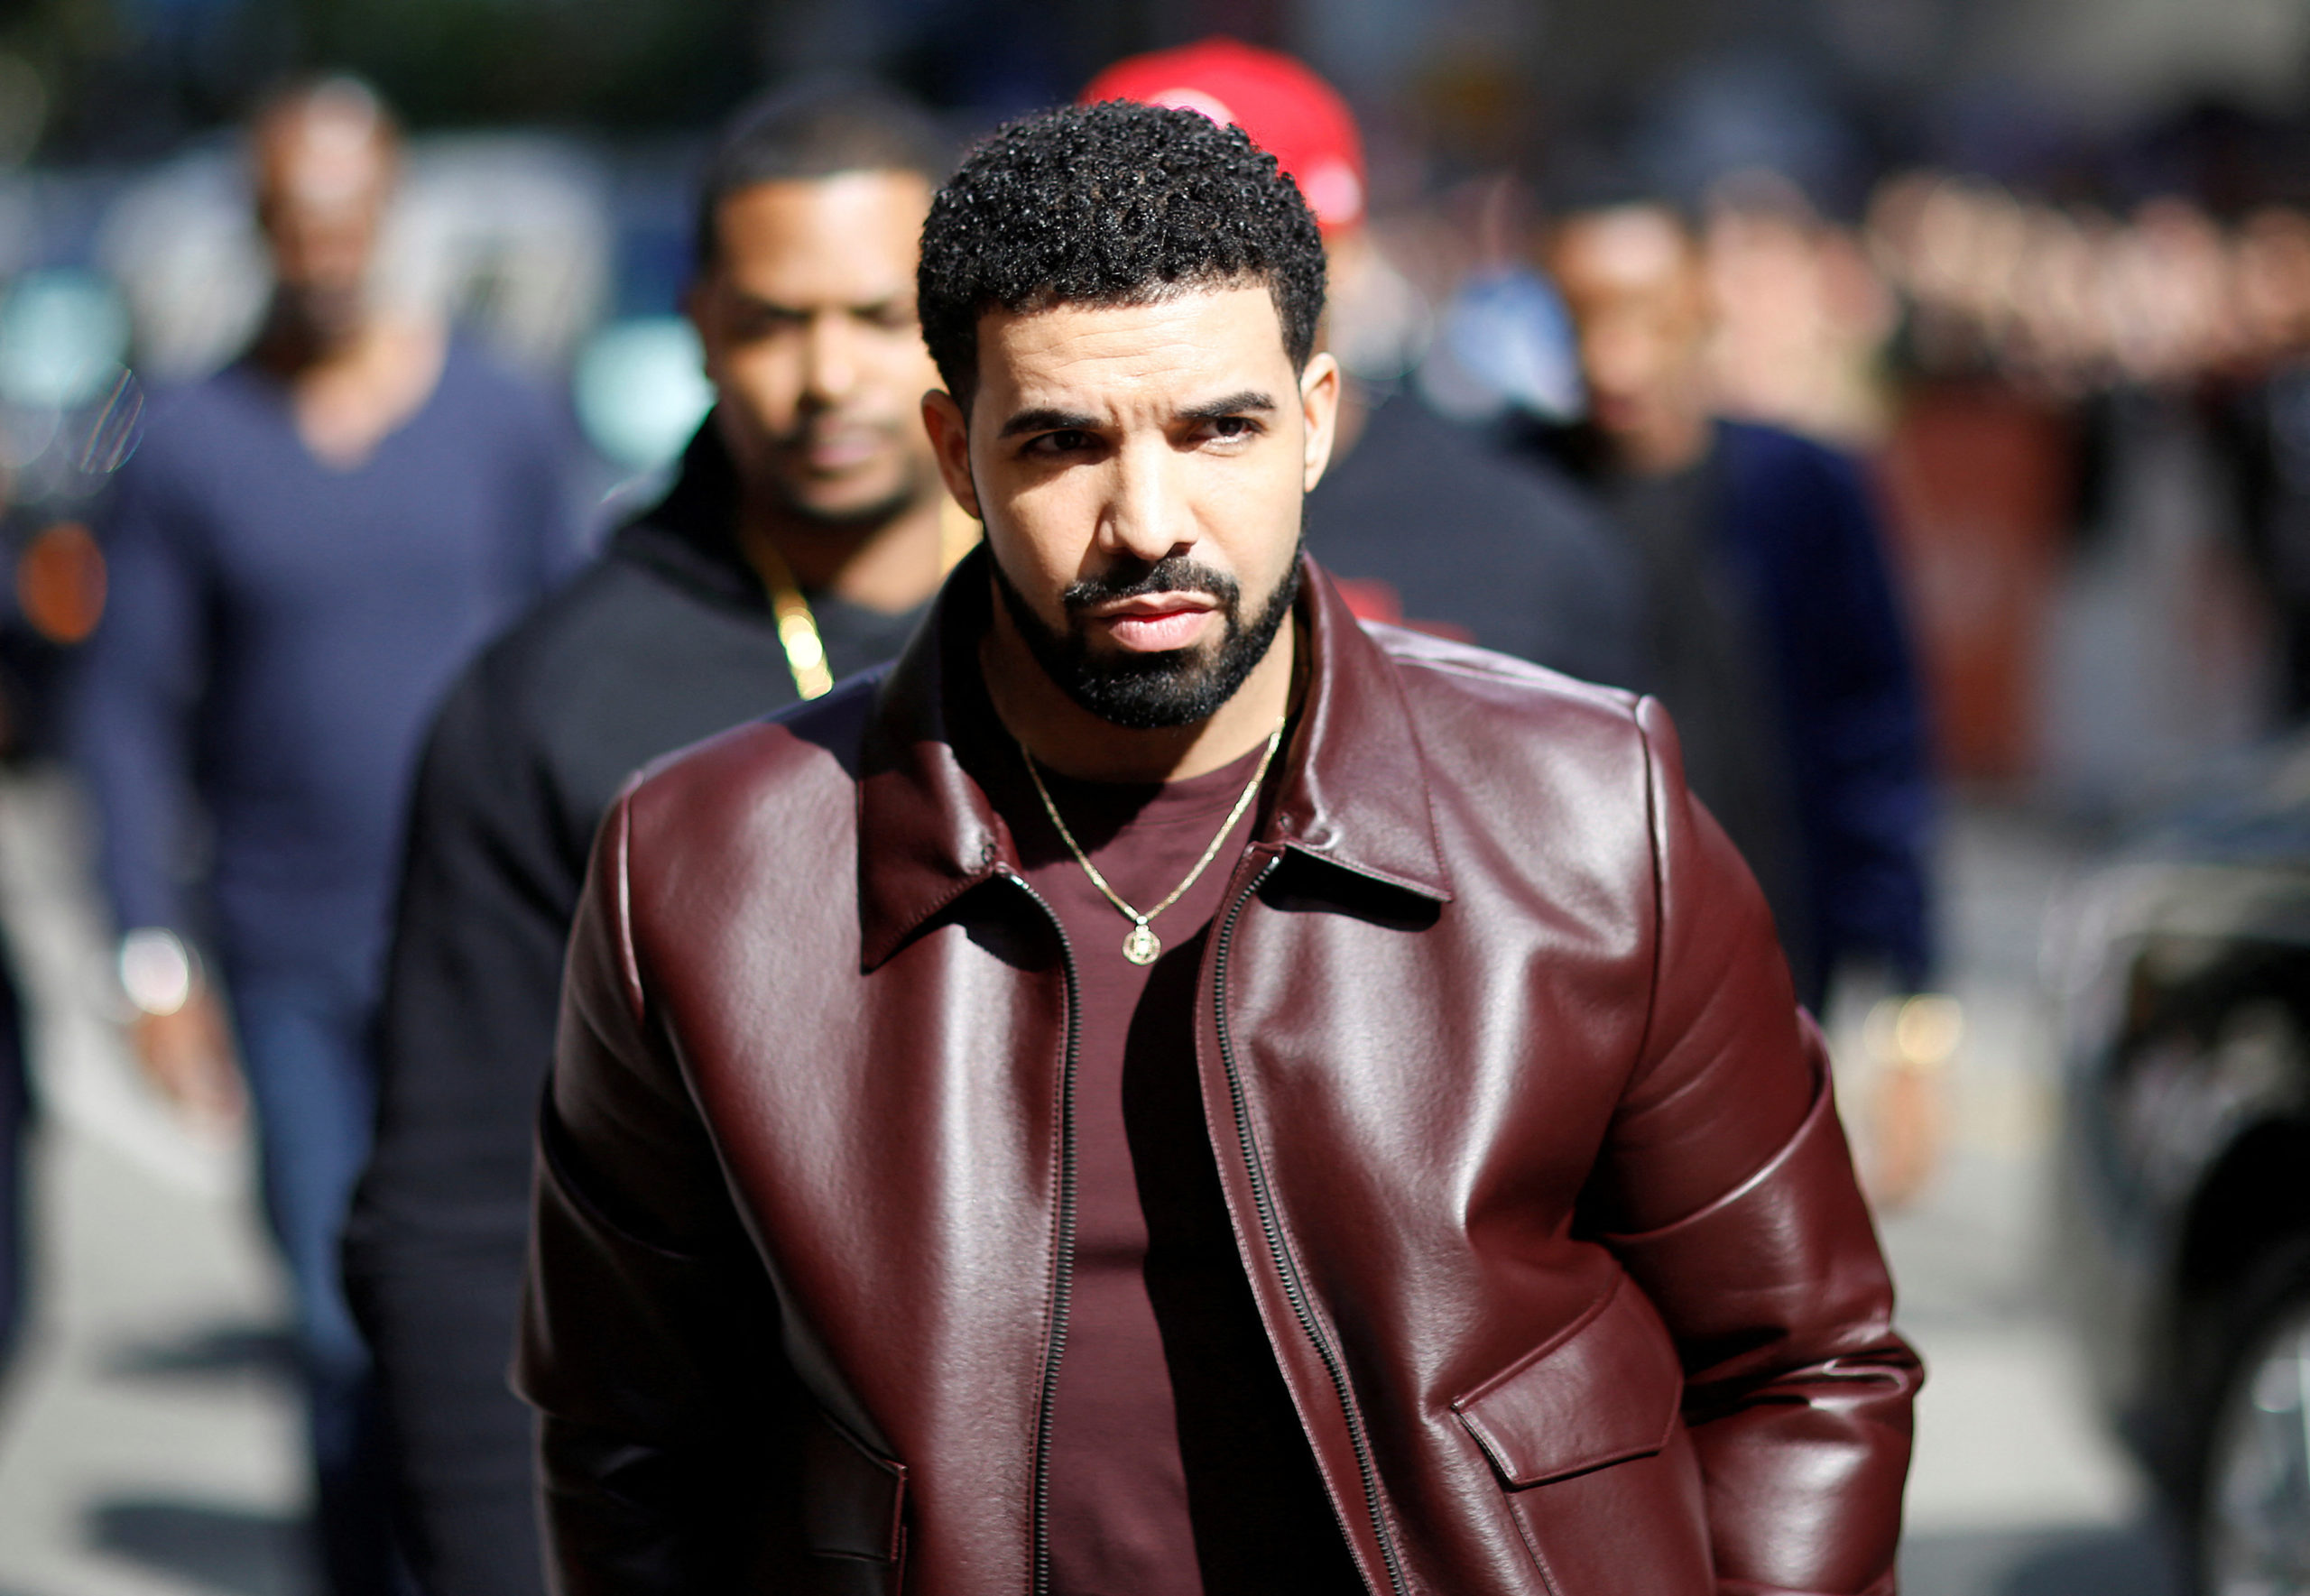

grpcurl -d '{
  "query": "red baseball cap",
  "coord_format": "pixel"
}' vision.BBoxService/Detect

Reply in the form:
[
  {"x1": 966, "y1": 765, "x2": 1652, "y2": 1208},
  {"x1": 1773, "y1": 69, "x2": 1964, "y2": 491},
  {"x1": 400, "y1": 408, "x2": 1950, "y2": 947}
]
[{"x1": 1081, "y1": 37, "x2": 1366, "y2": 234}]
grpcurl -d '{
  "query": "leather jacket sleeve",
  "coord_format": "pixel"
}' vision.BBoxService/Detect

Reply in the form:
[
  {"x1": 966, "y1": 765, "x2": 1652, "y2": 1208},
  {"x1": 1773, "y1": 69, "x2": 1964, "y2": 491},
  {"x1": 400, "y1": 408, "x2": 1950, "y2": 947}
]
[
  {"x1": 1593, "y1": 697, "x2": 1920, "y2": 1596},
  {"x1": 515, "y1": 793, "x2": 802, "y2": 1592}
]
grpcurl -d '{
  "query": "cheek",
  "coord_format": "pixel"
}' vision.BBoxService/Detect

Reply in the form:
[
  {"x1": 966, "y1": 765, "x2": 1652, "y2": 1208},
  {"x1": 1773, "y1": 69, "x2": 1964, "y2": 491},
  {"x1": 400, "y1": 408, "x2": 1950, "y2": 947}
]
[
  {"x1": 715, "y1": 342, "x2": 804, "y2": 423},
  {"x1": 988, "y1": 476, "x2": 1100, "y2": 591},
  {"x1": 1197, "y1": 457, "x2": 1304, "y2": 587},
  {"x1": 874, "y1": 331, "x2": 943, "y2": 392},
  {"x1": 968, "y1": 429, "x2": 1087, "y2": 553}
]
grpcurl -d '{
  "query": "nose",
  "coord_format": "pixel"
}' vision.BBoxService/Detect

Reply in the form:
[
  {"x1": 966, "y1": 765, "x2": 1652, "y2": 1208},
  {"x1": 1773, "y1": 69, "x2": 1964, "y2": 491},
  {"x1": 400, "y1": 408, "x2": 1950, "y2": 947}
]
[
  {"x1": 800, "y1": 310, "x2": 859, "y2": 406},
  {"x1": 1100, "y1": 435, "x2": 1194, "y2": 565}
]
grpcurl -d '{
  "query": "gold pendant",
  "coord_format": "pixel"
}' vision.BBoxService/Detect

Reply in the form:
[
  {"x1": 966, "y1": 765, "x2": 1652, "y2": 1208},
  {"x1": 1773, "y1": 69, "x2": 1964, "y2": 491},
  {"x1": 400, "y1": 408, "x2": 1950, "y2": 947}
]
[{"x1": 1123, "y1": 923, "x2": 1160, "y2": 964}]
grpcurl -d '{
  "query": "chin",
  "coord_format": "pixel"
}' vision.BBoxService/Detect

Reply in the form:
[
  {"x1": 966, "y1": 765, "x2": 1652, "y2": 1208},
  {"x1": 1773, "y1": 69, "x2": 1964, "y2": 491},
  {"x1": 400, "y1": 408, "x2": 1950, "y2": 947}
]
[
  {"x1": 1086, "y1": 637, "x2": 1222, "y2": 675},
  {"x1": 778, "y1": 474, "x2": 918, "y2": 530}
]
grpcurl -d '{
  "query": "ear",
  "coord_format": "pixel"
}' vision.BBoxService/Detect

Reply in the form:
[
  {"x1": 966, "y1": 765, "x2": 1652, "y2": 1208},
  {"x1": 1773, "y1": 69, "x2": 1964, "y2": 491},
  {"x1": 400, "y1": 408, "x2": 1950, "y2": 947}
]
[
  {"x1": 920, "y1": 389, "x2": 983, "y2": 521},
  {"x1": 1298, "y1": 351, "x2": 1341, "y2": 493}
]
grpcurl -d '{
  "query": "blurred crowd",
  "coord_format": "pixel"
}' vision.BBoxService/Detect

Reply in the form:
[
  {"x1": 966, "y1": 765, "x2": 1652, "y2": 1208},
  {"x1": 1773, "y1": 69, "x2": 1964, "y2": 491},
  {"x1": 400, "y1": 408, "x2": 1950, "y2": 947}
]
[
  {"x1": 0, "y1": 14, "x2": 2304, "y2": 1594},
  {"x1": 14, "y1": 108, "x2": 2306, "y2": 794},
  {"x1": 1871, "y1": 173, "x2": 2310, "y2": 396}
]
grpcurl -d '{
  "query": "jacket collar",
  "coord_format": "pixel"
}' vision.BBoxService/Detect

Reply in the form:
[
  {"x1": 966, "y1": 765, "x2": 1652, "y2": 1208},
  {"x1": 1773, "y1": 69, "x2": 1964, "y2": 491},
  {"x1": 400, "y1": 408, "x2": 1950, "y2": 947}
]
[{"x1": 857, "y1": 547, "x2": 1452, "y2": 971}]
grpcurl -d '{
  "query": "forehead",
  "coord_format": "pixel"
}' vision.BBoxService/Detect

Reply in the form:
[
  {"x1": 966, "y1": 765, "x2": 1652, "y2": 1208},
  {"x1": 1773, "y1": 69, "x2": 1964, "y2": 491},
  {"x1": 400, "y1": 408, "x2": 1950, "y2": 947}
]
[
  {"x1": 1553, "y1": 208, "x2": 1697, "y2": 293},
  {"x1": 711, "y1": 171, "x2": 932, "y2": 298},
  {"x1": 974, "y1": 282, "x2": 1293, "y2": 412},
  {"x1": 255, "y1": 107, "x2": 394, "y2": 204}
]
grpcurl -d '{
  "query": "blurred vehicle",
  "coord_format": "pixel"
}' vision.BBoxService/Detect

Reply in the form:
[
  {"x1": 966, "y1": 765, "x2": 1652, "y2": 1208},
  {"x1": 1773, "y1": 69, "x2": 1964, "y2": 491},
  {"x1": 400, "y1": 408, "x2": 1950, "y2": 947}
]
[{"x1": 2049, "y1": 735, "x2": 2310, "y2": 1593}]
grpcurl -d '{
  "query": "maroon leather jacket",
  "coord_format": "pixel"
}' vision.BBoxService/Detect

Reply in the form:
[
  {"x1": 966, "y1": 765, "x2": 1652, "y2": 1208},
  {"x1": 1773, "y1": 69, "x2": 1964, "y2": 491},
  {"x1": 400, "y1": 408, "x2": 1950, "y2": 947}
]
[{"x1": 518, "y1": 555, "x2": 1919, "y2": 1596}]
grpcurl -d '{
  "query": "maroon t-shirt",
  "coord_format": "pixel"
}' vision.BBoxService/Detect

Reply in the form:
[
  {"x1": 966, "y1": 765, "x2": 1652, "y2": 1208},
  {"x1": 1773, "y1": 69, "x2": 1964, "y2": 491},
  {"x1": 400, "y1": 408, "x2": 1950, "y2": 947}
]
[{"x1": 958, "y1": 693, "x2": 1361, "y2": 1595}]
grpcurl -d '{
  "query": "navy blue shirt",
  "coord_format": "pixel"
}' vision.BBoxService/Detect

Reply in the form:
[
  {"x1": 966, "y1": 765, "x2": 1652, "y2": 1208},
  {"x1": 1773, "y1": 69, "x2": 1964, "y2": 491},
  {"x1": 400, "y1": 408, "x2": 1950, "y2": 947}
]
[
  {"x1": 72, "y1": 341, "x2": 581, "y2": 989},
  {"x1": 1713, "y1": 420, "x2": 1936, "y2": 999}
]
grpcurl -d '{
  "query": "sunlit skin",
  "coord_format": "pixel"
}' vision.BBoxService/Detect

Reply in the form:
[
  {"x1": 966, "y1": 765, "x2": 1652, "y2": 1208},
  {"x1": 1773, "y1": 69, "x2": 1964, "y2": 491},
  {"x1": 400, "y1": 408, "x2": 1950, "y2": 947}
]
[
  {"x1": 688, "y1": 172, "x2": 947, "y2": 608},
  {"x1": 248, "y1": 92, "x2": 445, "y2": 471},
  {"x1": 1549, "y1": 205, "x2": 1717, "y2": 476},
  {"x1": 254, "y1": 99, "x2": 396, "y2": 353},
  {"x1": 921, "y1": 283, "x2": 1340, "y2": 782}
]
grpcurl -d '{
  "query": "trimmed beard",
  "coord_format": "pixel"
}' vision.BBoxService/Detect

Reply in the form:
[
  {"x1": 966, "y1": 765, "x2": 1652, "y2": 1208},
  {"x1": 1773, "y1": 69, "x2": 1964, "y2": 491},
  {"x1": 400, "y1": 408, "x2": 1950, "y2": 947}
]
[{"x1": 990, "y1": 531, "x2": 1303, "y2": 731}]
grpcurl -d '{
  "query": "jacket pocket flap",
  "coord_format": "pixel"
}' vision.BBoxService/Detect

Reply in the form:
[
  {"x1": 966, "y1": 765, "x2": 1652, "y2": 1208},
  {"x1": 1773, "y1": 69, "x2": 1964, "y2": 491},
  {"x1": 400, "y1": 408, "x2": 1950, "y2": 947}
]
[{"x1": 1452, "y1": 1274, "x2": 1684, "y2": 1488}]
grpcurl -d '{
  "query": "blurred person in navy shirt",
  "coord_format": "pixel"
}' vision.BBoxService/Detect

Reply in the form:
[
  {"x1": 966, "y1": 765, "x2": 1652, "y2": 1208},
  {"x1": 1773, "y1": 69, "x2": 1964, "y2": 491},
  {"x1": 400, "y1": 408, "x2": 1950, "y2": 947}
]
[
  {"x1": 1545, "y1": 196, "x2": 1934, "y2": 1012},
  {"x1": 69, "y1": 77, "x2": 579, "y2": 1593}
]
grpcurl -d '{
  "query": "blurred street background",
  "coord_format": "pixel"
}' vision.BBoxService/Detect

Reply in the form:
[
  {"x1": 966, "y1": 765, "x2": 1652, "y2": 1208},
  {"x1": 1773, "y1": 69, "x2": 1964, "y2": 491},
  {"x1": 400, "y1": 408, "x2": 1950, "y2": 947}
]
[{"x1": 8, "y1": 0, "x2": 2310, "y2": 1592}]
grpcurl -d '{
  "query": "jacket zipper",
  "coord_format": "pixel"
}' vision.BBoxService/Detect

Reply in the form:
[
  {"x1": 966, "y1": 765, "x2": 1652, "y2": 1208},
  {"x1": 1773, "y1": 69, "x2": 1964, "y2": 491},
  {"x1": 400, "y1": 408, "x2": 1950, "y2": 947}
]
[
  {"x1": 1212, "y1": 855, "x2": 1411, "y2": 1596},
  {"x1": 1003, "y1": 871, "x2": 1080, "y2": 1596}
]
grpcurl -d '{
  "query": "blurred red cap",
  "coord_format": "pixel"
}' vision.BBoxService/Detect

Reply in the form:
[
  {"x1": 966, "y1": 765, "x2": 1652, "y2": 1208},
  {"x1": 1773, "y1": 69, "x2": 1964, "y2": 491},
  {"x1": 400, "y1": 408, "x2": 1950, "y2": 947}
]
[{"x1": 1081, "y1": 37, "x2": 1366, "y2": 234}]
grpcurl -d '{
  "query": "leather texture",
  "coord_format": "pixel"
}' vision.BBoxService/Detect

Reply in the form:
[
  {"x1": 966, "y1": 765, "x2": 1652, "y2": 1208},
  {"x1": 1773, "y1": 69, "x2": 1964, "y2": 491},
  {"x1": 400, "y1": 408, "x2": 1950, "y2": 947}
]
[{"x1": 517, "y1": 551, "x2": 1921, "y2": 1596}]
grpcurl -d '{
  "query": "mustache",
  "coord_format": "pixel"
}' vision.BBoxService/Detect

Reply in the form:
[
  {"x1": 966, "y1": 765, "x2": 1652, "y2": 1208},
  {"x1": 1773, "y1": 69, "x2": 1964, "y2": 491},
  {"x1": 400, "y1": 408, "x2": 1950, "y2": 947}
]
[{"x1": 1061, "y1": 556, "x2": 1241, "y2": 615}]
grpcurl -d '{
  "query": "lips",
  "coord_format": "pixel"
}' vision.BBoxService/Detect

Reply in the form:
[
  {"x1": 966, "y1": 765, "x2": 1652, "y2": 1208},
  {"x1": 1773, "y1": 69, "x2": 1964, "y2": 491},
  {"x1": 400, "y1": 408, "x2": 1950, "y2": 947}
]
[
  {"x1": 786, "y1": 423, "x2": 892, "y2": 474},
  {"x1": 1089, "y1": 595, "x2": 1219, "y2": 652}
]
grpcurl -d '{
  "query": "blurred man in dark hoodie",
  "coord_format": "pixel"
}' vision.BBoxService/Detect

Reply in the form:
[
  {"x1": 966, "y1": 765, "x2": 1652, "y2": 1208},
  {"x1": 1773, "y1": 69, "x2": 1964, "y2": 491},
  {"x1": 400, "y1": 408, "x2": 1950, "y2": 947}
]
[{"x1": 342, "y1": 82, "x2": 963, "y2": 1596}]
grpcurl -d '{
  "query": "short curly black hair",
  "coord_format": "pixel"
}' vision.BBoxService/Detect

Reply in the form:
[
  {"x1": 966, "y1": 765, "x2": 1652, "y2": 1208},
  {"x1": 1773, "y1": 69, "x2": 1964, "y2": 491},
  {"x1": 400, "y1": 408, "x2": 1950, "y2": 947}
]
[{"x1": 917, "y1": 100, "x2": 1326, "y2": 402}]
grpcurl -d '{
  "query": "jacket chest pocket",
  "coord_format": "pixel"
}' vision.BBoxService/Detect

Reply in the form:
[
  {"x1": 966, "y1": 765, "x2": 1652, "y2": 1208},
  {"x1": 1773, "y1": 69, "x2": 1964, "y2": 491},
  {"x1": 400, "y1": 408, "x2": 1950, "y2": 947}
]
[{"x1": 1452, "y1": 1273, "x2": 1714, "y2": 1594}]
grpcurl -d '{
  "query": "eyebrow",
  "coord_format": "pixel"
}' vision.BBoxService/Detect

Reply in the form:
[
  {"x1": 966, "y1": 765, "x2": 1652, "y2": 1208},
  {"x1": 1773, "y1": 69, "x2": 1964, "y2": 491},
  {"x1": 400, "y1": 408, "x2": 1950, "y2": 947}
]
[
  {"x1": 729, "y1": 291, "x2": 912, "y2": 320},
  {"x1": 1179, "y1": 389, "x2": 1277, "y2": 422},
  {"x1": 994, "y1": 390, "x2": 1278, "y2": 440},
  {"x1": 997, "y1": 406, "x2": 1098, "y2": 440}
]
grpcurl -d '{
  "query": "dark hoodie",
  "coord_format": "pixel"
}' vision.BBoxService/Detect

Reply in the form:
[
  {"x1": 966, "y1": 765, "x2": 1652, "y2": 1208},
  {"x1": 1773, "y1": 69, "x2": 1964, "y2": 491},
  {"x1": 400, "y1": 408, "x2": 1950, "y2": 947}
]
[{"x1": 343, "y1": 425, "x2": 925, "y2": 1596}]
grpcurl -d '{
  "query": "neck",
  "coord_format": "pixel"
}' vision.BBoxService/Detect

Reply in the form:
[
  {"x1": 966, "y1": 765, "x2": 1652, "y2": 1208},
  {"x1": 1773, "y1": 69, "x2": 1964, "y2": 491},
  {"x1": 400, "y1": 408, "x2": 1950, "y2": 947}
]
[
  {"x1": 255, "y1": 309, "x2": 447, "y2": 467},
  {"x1": 980, "y1": 590, "x2": 1299, "y2": 785},
  {"x1": 737, "y1": 482, "x2": 948, "y2": 615},
  {"x1": 253, "y1": 299, "x2": 387, "y2": 384},
  {"x1": 1618, "y1": 405, "x2": 1714, "y2": 476}
]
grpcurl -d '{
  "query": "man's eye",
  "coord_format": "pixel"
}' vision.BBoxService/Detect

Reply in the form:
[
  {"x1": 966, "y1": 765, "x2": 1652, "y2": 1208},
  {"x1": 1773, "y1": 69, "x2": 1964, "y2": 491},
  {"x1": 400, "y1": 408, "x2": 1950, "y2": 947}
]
[
  {"x1": 1028, "y1": 429, "x2": 1095, "y2": 455},
  {"x1": 734, "y1": 309, "x2": 805, "y2": 337},
  {"x1": 1209, "y1": 416, "x2": 1258, "y2": 439}
]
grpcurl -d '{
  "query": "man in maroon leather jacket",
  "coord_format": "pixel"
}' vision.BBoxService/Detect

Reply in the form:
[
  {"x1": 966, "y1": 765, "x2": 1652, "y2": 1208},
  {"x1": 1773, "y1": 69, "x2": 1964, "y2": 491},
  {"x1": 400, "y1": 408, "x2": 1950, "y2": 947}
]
[{"x1": 518, "y1": 102, "x2": 1918, "y2": 1596}]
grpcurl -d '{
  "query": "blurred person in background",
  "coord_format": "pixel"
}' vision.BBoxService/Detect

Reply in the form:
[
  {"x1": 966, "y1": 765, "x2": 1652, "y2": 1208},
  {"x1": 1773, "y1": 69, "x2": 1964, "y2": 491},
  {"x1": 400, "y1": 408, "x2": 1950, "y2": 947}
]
[
  {"x1": 1546, "y1": 195, "x2": 1935, "y2": 1015},
  {"x1": 67, "y1": 76, "x2": 581, "y2": 1594},
  {"x1": 0, "y1": 954, "x2": 23, "y2": 1399},
  {"x1": 1083, "y1": 40, "x2": 1646, "y2": 690},
  {"x1": 0, "y1": 382, "x2": 121, "y2": 1408},
  {"x1": 0, "y1": 595, "x2": 54, "y2": 1405},
  {"x1": 1702, "y1": 172, "x2": 1898, "y2": 453},
  {"x1": 340, "y1": 82, "x2": 960, "y2": 1596}
]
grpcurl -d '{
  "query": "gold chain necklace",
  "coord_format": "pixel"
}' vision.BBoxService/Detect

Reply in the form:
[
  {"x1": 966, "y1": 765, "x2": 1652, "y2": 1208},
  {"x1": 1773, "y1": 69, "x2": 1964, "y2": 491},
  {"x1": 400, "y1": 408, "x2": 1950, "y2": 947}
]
[
  {"x1": 749, "y1": 504, "x2": 981, "y2": 702},
  {"x1": 751, "y1": 538, "x2": 835, "y2": 700},
  {"x1": 1018, "y1": 719, "x2": 1284, "y2": 965}
]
